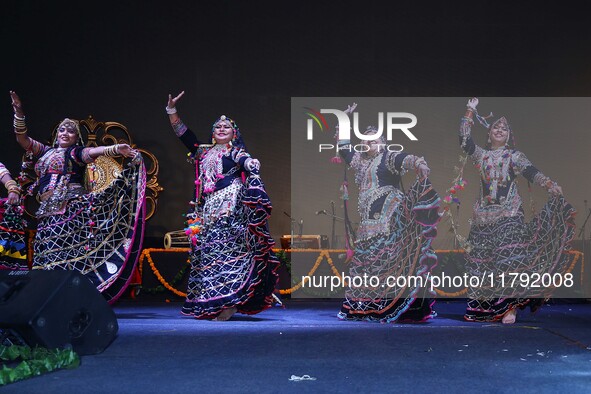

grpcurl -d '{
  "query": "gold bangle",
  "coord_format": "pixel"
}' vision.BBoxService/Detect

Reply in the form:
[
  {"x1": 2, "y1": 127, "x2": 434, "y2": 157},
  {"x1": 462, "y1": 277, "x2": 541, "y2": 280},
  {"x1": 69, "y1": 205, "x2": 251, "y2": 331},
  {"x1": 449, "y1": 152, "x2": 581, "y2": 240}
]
[
  {"x1": 104, "y1": 144, "x2": 120, "y2": 157},
  {"x1": 14, "y1": 128, "x2": 28, "y2": 135}
]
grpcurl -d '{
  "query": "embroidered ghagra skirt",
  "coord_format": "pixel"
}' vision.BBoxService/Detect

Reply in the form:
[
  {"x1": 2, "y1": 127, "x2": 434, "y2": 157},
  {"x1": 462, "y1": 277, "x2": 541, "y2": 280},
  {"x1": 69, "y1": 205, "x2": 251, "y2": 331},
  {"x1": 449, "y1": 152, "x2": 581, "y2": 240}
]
[
  {"x1": 32, "y1": 160, "x2": 146, "y2": 303},
  {"x1": 181, "y1": 172, "x2": 280, "y2": 319},
  {"x1": 464, "y1": 195, "x2": 576, "y2": 322},
  {"x1": 0, "y1": 201, "x2": 27, "y2": 270},
  {"x1": 338, "y1": 178, "x2": 441, "y2": 323}
]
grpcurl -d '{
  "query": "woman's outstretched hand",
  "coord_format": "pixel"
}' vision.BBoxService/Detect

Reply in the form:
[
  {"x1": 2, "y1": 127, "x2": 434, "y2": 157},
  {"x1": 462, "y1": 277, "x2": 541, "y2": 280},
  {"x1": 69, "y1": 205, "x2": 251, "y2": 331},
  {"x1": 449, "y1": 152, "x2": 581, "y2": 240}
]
[
  {"x1": 167, "y1": 91, "x2": 185, "y2": 109},
  {"x1": 7, "y1": 191, "x2": 20, "y2": 205},
  {"x1": 333, "y1": 103, "x2": 358, "y2": 139},
  {"x1": 9, "y1": 91, "x2": 24, "y2": 117},
  {"x1": 117, "y1": 144, "x2": 139, "y2": 159},
  {"x1": 417, "y1": 163, "x2": 430, "y2": 179},
  {"x1": 466, "y1": 97, "x2": 479, "y2": 110},
  {"x1": 344, "y1": 102, "x2": 357, "y2": 115},
  {"x1": 245, "y1": 158, "x2": 261, "y2": 172},
  {"x1": 548, "y1": 183, "x2": 563, "y2": 196}
]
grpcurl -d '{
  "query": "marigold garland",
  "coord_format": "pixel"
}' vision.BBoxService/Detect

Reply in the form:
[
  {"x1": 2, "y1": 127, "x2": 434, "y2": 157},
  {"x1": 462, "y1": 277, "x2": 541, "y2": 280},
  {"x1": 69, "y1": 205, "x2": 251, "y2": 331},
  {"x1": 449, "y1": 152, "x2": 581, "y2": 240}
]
[
  {"x1": 278, "y1": 250, "x2": 346, "y2": 295},
  {"x1": 566, "y1": 250, "x2": 583, "y2": 286},
  {"x1": 139, "y1": 248, "x2": 190, "y2": 297},
  {"x1": 434, "y1": 288, "x2": 469, "y2": 297},
  {"x1": 142, "y1": 265, "x2": 189, "y2": 295},
  {"x1": 578, "y1": 251, "x2": 585, "y2": 287}
]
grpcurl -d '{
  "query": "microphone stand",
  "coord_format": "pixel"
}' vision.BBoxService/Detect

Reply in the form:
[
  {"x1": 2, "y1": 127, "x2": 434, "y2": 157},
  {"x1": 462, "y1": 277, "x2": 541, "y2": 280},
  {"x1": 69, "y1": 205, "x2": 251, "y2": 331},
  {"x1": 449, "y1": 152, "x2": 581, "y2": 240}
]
[
  {"x1": 577, "y1": 208, "x2": 591, "y2": 264},
  {"x1": 316, "y1": 207, "x2": 346, "y2": 248},
  {"x1": 454, "y1": 204, "x2": 460, "y2": 249},
  {"x1": 316, "y1": 211, "x2": 345, "y2": 222},
  {"x1": 297, "y1": 219, "x2": 304, "y2": 248},
  {"x1": 578, "y1": 199, "x2": 590, "y2": 241},
  {"x1": 283, "y1": 211, "x2": 296, "y2": 249},
  {"x1": 578, "y1": 210, "x2": 591, "y2": 239},
  {"x1": 331, "y1": 201, "x2": 336, "y2": 249},
  {"x1": 578, "y1": 201, "x2": 591, "y2": 301}
]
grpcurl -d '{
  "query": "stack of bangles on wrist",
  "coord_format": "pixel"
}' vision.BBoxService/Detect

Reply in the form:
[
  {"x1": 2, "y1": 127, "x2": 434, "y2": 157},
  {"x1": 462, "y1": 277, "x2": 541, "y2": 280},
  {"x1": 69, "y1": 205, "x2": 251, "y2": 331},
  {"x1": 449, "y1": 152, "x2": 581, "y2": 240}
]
[
  {"x1": 104, "y1": 144, "x2": 120, "y2": 157},
  {"x1": 13, "y1": 114, "x2": 27, "y2": 135},
  {"x1": 166, "y1": 106, "x2": 177, "y2": 115},
  {"x1": 545, "y1": 179, "x2": 558, "y2": 190},
  {"x1": 0, "y1": 167, "x2": 9, "y2": 180},
  {"x1": 4, "y1": 180, "x2": 21, "y2": 195},
  {"x1": 536, "y1": 173, "x2": 558, "y2": 191}
]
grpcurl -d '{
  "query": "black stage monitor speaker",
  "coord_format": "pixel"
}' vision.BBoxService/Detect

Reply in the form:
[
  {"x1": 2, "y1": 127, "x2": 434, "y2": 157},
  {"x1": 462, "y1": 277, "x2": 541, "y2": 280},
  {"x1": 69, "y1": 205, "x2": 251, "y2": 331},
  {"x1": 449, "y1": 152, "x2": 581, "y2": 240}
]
[{"x1": 0, "y1": 270, "x2": 118, "y2": 355}]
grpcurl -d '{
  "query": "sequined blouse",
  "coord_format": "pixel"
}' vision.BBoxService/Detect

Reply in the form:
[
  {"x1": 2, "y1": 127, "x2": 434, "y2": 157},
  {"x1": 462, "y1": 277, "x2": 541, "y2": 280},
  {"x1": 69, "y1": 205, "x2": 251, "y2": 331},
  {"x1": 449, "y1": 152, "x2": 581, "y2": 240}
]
[
  {"x1": 459, "y1": 116, "x2": 550, "y2": 224},
  {"x1": 179, "y1": 128, "x2": 251, "y2": 222},
  {"x1": 26, "y1": 138, "x2": 93, "y2": 196},
  {"x1": 339, "y1": 144, "x2": 421, "y2": 241}
]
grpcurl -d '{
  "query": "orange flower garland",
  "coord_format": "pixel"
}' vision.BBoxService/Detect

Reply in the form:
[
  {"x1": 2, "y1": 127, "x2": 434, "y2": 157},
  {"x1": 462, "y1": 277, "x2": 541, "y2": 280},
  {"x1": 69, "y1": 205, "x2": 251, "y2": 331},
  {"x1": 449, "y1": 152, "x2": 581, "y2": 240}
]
[
  {"x1": 278, "y1": 249, "x2": 346, "y2": 295},
  {"x1": 139, "y1": 248, "x2": 190, "y2": 297}
]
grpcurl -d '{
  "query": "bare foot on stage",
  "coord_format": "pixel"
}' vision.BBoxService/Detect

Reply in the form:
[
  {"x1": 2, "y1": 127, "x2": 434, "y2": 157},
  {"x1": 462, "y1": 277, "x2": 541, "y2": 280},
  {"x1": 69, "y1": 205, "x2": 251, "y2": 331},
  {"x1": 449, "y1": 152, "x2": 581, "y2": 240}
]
[
  {"x1": 502, "y1": 309, "x2": 517, "y2": 324},
  {"x1": 214, "y1": 307, "x2": 237, "y2": 321}
]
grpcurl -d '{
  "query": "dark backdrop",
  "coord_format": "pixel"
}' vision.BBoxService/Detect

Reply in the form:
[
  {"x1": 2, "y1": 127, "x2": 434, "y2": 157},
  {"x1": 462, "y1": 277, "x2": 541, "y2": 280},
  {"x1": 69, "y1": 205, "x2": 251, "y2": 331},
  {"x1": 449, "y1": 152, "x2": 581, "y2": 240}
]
[{"x1": 1, "y1": 0, "x2": 590, "y2": 245}]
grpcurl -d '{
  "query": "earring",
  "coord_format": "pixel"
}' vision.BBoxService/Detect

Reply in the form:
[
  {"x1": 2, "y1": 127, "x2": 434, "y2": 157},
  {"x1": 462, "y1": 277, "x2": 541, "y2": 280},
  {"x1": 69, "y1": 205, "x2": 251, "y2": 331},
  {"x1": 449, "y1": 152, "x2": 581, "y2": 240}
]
[
  {"x1": 487, "y1": 136, "x2": 491, "y2": 144},
  {"x1": 212, "y1": 137, "x2": 217, "y2": 144}
]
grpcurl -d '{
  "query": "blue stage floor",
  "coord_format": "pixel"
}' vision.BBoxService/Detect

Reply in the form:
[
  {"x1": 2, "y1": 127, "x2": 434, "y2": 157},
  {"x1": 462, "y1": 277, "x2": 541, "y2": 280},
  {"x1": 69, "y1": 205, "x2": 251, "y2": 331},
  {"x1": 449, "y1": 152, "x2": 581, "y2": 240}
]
[{"x1": 4, "y1": 299, "x2": 591, "y2": 393}]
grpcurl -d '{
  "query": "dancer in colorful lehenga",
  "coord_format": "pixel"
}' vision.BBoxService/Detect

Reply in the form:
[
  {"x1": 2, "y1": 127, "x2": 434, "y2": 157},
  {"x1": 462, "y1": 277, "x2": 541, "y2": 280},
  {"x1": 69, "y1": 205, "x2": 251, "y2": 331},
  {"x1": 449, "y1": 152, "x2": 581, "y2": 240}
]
[
  {"x1": 166, "y1": 91, "x2": 279, "y2": 321},
  {"x1": 0, "y1": 161, "x2": 27, "y2": 270},
  {"x1": 459, "y1": 98, "x2": 575, "y2": 324},
  {"x1": 10, "y1": 91, "x2": 146, "y2": 303},
  {"x1": 336, "y1": 103, "x2": 441, "y2": 323}
]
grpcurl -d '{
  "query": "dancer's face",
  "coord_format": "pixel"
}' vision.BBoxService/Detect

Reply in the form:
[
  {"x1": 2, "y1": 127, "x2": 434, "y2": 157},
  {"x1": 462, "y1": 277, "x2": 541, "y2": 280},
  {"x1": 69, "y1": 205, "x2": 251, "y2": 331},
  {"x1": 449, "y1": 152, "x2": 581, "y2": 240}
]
[
  {"x1": 213, "y1": 120, "x2": 233, "y2": 145},
  {"x1": 362, "y1": 131, "x2": 384, "y2": 155},
  {"x1": 57, "y1": 123, "x2": 79, "y2": 148},
  {"x1": 489, "y1": 121, "x2": 509, "y2": 148}
]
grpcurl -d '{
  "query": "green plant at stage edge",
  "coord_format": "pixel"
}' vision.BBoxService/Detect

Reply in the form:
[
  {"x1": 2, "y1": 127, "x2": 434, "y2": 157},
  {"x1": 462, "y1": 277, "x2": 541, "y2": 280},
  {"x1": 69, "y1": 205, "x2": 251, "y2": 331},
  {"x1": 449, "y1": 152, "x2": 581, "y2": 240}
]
[{"x1": 0, "y1": 344, "x2": 79, "y2": 386}]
